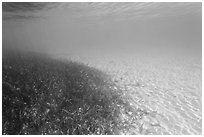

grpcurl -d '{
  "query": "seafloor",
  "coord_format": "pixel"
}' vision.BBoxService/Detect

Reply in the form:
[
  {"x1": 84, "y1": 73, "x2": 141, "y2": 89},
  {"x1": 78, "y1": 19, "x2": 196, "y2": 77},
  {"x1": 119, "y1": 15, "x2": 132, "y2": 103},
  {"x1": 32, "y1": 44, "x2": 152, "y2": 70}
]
[
  {"x1": 56, "y1": 52, "x2": 202, "y2": 135},
  {"x1": 2, "y1": 50, "x2": 202, "y2": 135}
]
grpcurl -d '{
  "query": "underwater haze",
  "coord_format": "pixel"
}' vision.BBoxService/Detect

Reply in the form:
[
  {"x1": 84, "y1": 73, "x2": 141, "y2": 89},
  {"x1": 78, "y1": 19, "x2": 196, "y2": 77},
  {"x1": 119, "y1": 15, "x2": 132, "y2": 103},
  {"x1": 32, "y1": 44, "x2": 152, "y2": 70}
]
[{"x1": 2, "y1": 2, "x2": 201, "y2": 58}]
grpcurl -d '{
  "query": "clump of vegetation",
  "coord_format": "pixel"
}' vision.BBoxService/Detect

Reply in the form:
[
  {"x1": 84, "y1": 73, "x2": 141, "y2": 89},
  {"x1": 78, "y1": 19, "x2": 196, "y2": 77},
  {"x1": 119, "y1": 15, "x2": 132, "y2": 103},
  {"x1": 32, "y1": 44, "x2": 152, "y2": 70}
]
[{"x1": 2, "y1": 49, "x2": 131, "y2": 135}]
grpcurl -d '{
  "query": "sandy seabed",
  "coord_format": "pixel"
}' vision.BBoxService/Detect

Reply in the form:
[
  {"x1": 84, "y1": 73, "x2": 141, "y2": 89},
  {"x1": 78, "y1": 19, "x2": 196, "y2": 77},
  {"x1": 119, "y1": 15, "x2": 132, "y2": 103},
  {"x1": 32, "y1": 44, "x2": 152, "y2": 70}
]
[{"x1": 57, "y1": 52, "x2": 202, "y2": 135}]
